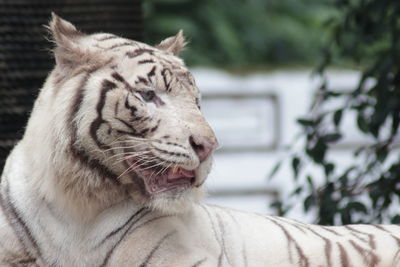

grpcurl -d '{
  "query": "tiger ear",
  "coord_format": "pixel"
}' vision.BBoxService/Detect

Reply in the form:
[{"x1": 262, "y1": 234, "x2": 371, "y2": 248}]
[
  {"x1": 48, "y1": 13, "x2": 86, "y2": 69},
  {"x1": 156, "y1": 30, "x2": 187, "y2": 56}
]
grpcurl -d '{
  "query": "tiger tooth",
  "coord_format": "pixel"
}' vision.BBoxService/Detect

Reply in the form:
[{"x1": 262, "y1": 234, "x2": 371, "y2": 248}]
[{"x1": 172, "y1": 166, "x2": 179, "y2": 174}]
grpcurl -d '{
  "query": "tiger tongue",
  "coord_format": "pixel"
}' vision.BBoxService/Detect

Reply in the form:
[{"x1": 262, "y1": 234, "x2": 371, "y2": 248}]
[{"x1": 166, "y1": 167, "x2": 195, "y2": 180}]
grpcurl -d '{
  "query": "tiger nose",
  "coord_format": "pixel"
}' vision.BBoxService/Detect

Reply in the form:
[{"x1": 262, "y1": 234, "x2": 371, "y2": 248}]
[{"x1": 189, "y1": 135, "x2": 218, "y2": 162}]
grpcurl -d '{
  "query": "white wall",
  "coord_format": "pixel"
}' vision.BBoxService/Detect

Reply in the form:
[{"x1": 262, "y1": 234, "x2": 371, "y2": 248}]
[{"x1": 192, "y1": 68, "x2": 362, "y2": 222}]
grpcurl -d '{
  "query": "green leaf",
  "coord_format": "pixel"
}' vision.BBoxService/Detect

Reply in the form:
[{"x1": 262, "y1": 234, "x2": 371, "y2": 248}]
[
  {"x1": 340, "y1": 207, "x2": 352, "y2": 224},
  {"x1": 306, "y1": 175, "x2": 315, "y2": 190},
  {"x1": 291, "y1": 186, "x2": 303, "y2": 196},
  {"x1": 308, "y1": 139, "x2": 327, "y2": 163},
  {"x1": 304, "y1": 194, "x2": 316, "y2": 212},
  {"x1": 270, "y1": 200, "x2": 290, "y2": 216},
  {"x1": 347, "y1": 201, "x2": 368, "y2": 214},
  {"x1": 323, "y1": 133, "x2": 342, "y2": 143},
  {"x1": 324, "y1": 163, "x2": 335, "y2": 177},
  {"x1": 376, "y1": 145, "x2": 388, "y2": 162},
  {"x1": 357, "y1": 115, "x2": 369, "y2": 133},
  {"x1": 268, "y1": 161, "x2": 282, "y2": 180},
  {"x1": 297, "y1": 118, "x2": 315, "y2": 127},
  {"x1": 391, "y1": 215, "x2": 400, "y2": 224},
  {"x1": 333, "y1": 109, "x2": 343, "y2": 127},
  {"x1": 291, "y1": 156, "x2": 301, "y2": 179}
]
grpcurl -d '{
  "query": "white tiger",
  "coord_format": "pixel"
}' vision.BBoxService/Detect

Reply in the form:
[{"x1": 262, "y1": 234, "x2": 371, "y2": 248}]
[{"x1": 0, "y1": 13, "x2": 400, "y2": 267}]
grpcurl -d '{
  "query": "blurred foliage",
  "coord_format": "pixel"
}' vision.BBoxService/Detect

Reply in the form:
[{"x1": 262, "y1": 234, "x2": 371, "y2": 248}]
[
  {"x1": 271, "y1": 0, "x2": 400, "y2": 225},
  {"x1": 143, "y1": 0, "x2": 335, "y2": 68}
]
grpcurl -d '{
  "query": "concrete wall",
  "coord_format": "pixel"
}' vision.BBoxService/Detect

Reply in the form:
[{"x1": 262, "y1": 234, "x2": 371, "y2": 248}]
[{"x1": 192, "y1": 68, "x2": 362, "y2": 221}]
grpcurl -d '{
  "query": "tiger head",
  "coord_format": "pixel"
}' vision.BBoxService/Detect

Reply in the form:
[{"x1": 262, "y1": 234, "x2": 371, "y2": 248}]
[{"x1": 23, "y1": 14, "x2": 218, "y2": 215}]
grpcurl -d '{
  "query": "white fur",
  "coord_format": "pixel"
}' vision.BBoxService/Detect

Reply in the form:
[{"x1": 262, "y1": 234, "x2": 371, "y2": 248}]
[{"x1": 1, "y1": 14, "x2": 400, "y2": 267}]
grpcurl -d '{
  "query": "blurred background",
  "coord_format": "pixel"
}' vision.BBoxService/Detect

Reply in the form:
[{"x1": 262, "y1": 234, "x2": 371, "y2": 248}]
[{"x1": 1, "y1": 0, "x2": 399, "y2": 224}]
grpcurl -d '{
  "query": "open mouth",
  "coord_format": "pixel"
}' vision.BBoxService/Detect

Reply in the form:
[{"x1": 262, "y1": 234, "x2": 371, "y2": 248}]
[{"x1": 125, "y1": 157, "x2": 196, "y2": 194}]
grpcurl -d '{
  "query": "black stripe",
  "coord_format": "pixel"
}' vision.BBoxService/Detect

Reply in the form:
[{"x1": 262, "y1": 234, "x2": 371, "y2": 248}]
[
  {"x1": 137, "y1": 127, "x2": 150, "y2": 137},
  {"x1": 191, "y1": 258, "x2": 207, "y2": 267},
  {"x1": 165, "y1": 142, "x2": 186, "y2": 149},
  {"x1": 371, "y1": 225, "x2": 400, "y2": 245},
  {"x1": 128, "y1": 215, "x2": 172, "y2": 234},
  {"x1": 108, "y1": 42, "x2": 135, "y2": 50},
  {"x1": 138, "y1": 59, "x2": 155, "y2": 64},
  {"x1": 117, "y1": 125, "x2": 150, "y2": 139},
  {"x1": 348, "y1": 240, "x2": 372, "y2": 265},
  {"x1": 322, "y1": 226, "x2": 342, "y2": 236},
  {"x1": 337, "y1": 242, "x2": 350, "y2": 267},
  {"x1": 138, "y1": 116, "x2": 151, "y2": 123},
  {"x1": 147, "y1": 66, "x2": 156, "y2": 77},
  {"x1": 15, "y1": 257, "x2": 37, "y2": 264},
  {"x1": 136, "y1": 76, "x2": 149, "y2": 85},
  {"x1": 345, "y1": 226, "x2": 379, "y2": 264},
  {"x1": 199, "y1": 205, "x2": 224, "y2": 267},
  {"x1": 138, "y1": 231, "x2": 176, "y2": 267},
  {"x1": 111, "y1": 72, "x2": 137, "y2": 94},
  {"x1": 89, "y1": 80, "x2": 117, "y2": 150},
  {"x1": 345, "y1": 226, "x2": 371, "y2": 245},
  {"x1": 195, "y1": 98, "x2": 200, "y2": 109},
  {"x1": 161, "y1": 68, "x2": 172, "y2": 92},
  {"x1": 273, "y1": 217, "x2": 307, "y2": 234},
  {"x1": 153, "y1": 147, "x2": 190, "y2": 159},
  {"x1": 225, "y1": 210, "x2": 248, "y2": 267},
  {"x1": 114, "y1": 101, "x2": 119, "y2": 116},
  {"x1": 95, "y1": 208, "x2": 146, "y2": 249},
  {"x1": 146, "y1": 66, "x2": 157, "y2": 87},
  {"x1": 96, "y1": 35, "x2": 118, "y2": 41},
  {"x1": 111, "y1": 72, "x2": 125, "y2": 83},
  {"x1": 215, "y1": 213, "x2": 232, "y2": 266},
  {"x1": 69, "y1": 149, "x2": 120, "y2": 186},
  {"x1": 129, "y1": 115, "x2": 143, "y2": 122},
  {"x1": 300, "y1": 225, "x2": 332, "y2": 266},
  {"x1": 149, "y1": 124, "x2": 159, "y2": 134},
  {"x1": 68, "y1": 62, "x2": 120, "y2": 185},
  {"x1": 268, "y1": 218, "x2": 309, "y2": 267},
  {"x1": 115, "y1": 118, "x2": 135, "y2": 132},
  {"x1": 0, "y1": 183, "x2": 42, "y2": 263},
  {"x1": 126, "y1": 48, "x2": 154, "y2": 58},
  {"x1": 124, "y1": 94, "x2": 138, "y2": 116},
  {"x1": 99, "y1": 209, "x2": 150, "y2": 267}
]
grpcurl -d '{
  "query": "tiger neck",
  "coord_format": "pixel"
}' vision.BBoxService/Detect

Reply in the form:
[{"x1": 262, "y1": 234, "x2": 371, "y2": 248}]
[
  {"x1": 17, "y1": 137, "x2": 135, "y2": 223},
  {"x1": 2, "y1": 147, "x2": 146, "y2": 266}
]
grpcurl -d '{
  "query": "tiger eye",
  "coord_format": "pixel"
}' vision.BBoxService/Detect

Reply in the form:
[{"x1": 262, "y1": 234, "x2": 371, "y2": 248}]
[{"x1": 140, "y1": 90, "x2": 156, "y2": 102}]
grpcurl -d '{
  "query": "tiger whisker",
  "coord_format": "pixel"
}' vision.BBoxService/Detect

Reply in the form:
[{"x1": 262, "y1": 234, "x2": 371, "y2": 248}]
[
  {"x1": 149, "y1": 158, "x2": 176, "y2": 181},
  {"x1": 116, "y1": 163, "x2": 139, "y2": 180},
  {"x1": 107, "y1": 140, "x2": 146, "y2": 147},
  {"x1": 111, "y1": 153, "x2": 154, "y2": 165},
  {"x1": 98, "y1": 143, "x2": 146, "y2": 154},
  {"x1": 108, "y1": 137, "x2": 153, "y2": 146},
  {"x1": 107, "y1": 154, "x2": 149, "y2": 167},
  {"x1": 117, "y1": 154, "x2": 168, "y2": 180},
  {"x1": 107, "y1": 150, "x2": 151, "y2": 163},
  {"x1": 154, "y1": 161, "x2": 173, "y2": 178},
  {"x1": 88, "y1": 145, "x2": 138, "y2": 156},
  {"x1": 125, "y1": 155, "x2": 158, "y2": 168},
  {"x1": 119, "y1": 160, "x2": 157, "y2": 179},
  {"x1": 97, "y1": 136, "x2": 126, "y2": 148},
  {"x1": 111, "y1": 134, "x2": 153, "y2": 142},
  {"x1": 140, "y1": 161, "x2": 168, "y2": 172},
  {"x1": 116, "y1": 156, "x2": 155, "y2": 179},
  {"x1": 116, "y1": 151, "x2": 154, "y2": 161},
  {"x1": 158, "y1": 158, "x2": 175, "y2": 174}
]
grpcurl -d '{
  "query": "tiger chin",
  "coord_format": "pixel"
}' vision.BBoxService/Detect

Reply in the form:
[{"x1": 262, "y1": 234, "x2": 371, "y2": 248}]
[{"x1": 2, "y1": 13, "x2": 400, "y2": 267}]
